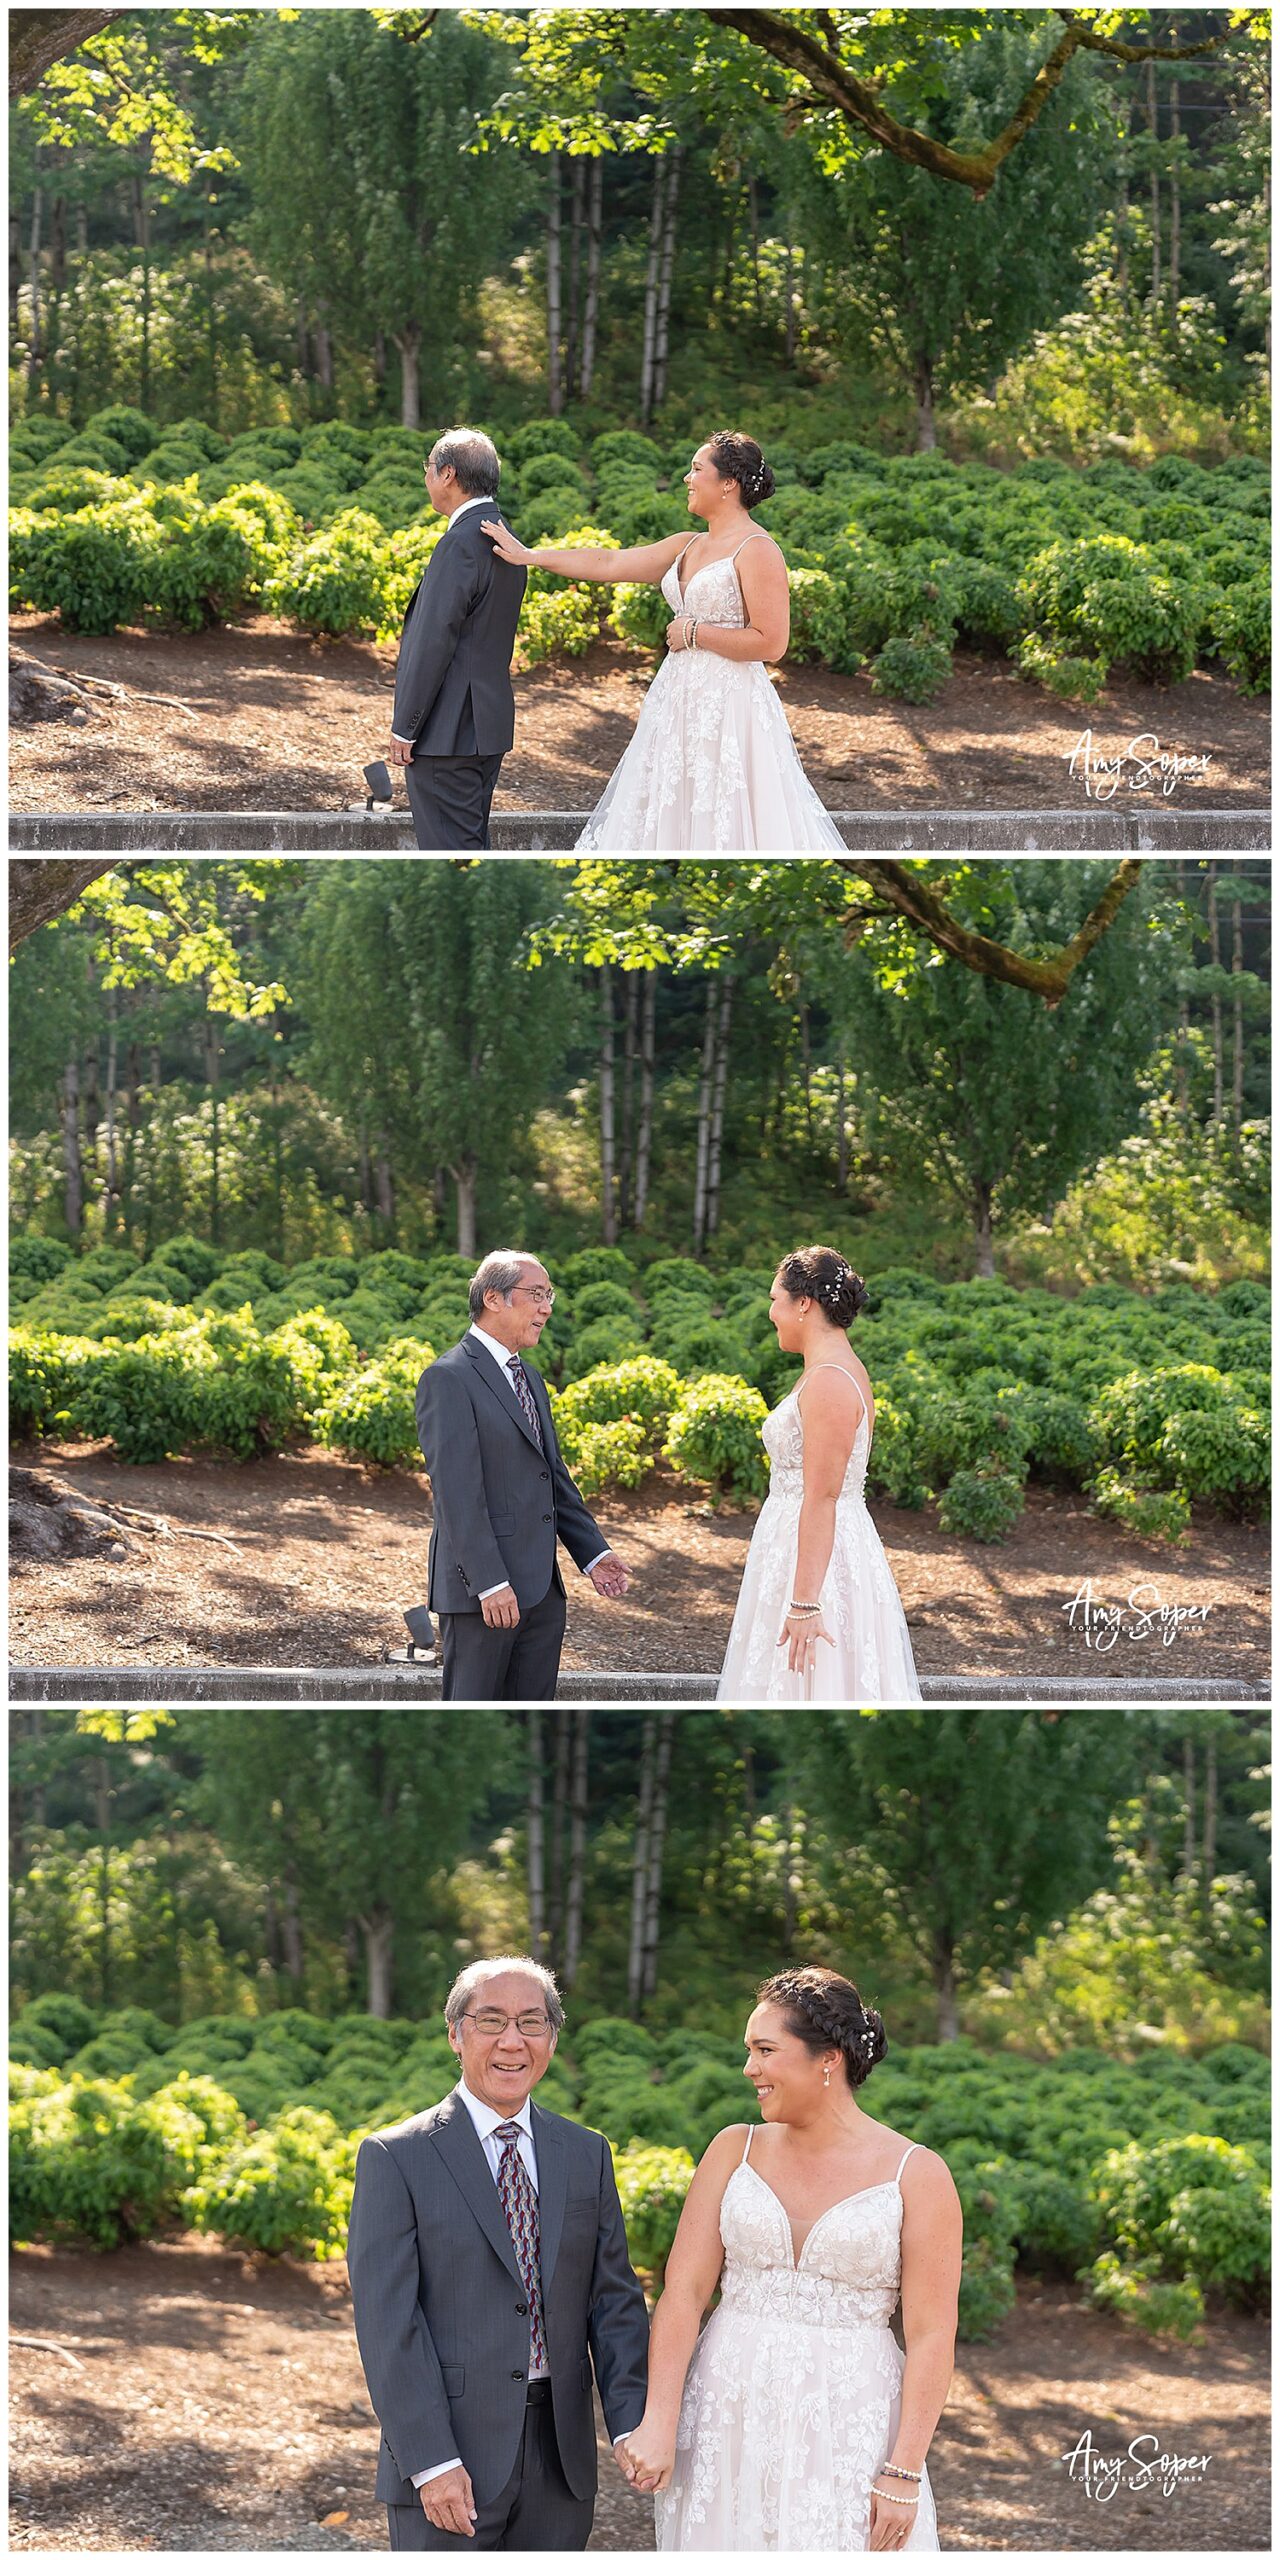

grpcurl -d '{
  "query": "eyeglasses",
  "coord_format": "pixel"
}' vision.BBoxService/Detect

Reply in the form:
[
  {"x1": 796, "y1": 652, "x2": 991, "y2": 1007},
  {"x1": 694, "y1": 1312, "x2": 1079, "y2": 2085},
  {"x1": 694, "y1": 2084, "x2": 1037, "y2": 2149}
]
[
  {"x1": 513, "y1": 1287, "x2": 555, "y2": 1307},
  {"x1": 464, "y1": 2008, "x2": 555, "y2": 2037}
]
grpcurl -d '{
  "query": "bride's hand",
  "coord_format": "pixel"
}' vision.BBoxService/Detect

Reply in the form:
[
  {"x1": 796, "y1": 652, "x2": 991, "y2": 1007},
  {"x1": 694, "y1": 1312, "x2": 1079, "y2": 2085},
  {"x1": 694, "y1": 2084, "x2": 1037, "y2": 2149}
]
[
  {"x1": 868, "y1": 2482, "x2": 916, "y2": 2550},
  {"x1": 616, "y1": 2417, "x2": 676, "y2": 2494},
  {"x1": 664, "y1": 616, "x2": 689, "y2": 652},
  {"x1": 777, "y1": 1607, "x2": 836, "y2": 1678},
  {"x1": 482, "y1": 519, "x2": 533, "y2": 566}
]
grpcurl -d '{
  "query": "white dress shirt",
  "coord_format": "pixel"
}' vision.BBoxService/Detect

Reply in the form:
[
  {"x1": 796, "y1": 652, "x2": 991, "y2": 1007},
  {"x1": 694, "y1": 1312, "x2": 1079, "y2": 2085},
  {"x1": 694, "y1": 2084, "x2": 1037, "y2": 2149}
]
[
  {"x1": 412, "y1": 2080, "x2": 630, "y2": 2489},
  {"x1": 466, "y1": 1325, "x2": 612, "y2": 1598},
  {"x1": 391, "y1": 496, "x2": 498, "y2": 744}
]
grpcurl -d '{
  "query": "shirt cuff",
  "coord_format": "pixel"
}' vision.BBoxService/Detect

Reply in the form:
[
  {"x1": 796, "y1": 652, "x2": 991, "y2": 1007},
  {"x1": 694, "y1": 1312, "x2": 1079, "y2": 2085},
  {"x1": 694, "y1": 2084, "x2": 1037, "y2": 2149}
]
[
  {"x1": 612, "y1": 2432, "x2": 632, "y2": 2446},
  {"x1": 582, "y1": 1548, "x2": 614, "y2": 1577},
  {"x1": 391, "y1": 731, "x2": 415, "y2": 744},
  {"x1": 478, "y1": 1580, "x2": 513, "y2": 1600},
  {"x1": 412, "y1": 2460, "x2": 463, "y2": 2485}
]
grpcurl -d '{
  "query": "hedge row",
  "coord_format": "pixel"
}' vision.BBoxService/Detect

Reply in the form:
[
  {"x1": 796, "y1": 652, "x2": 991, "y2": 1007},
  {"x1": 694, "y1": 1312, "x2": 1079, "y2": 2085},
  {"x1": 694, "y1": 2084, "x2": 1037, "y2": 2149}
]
[
  {"x1": 9, "y1": 2002, "x2": 1269, "y2": 2338},
  {"x1": 10, "y1": 1239, "x2": 1269, "y2": 1535},
  {"x1": 9, "y1": 409, "x2": 1269, "y2": 694}
]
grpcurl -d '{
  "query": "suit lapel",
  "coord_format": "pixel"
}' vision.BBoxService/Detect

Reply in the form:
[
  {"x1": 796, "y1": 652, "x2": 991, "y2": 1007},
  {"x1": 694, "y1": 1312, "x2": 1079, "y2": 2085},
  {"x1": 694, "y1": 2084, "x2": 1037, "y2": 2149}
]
[
  {"x1": 432, "y1": 2090, "x2": 523, "y2": 2286},
  {"x1": 463, "y1": 1333, "x2": 544, "y2": 1459},
  {"x1": 530, "y1": 2099, "x2": 568, "y2": 2288}
]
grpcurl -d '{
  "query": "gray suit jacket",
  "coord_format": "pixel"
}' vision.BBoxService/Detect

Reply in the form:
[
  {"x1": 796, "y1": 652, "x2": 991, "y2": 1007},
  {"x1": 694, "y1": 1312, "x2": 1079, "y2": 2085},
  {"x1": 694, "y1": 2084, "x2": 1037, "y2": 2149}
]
[
  {"x1": 346, "y1": 2090, "x2": 650, "y2": 2507},
  {"x1": 416, "y1": 1336, "x2": 608, "y2": 1614},
  {"x1": 392, "y1": 505, "x2": 527, "y2": 755}
]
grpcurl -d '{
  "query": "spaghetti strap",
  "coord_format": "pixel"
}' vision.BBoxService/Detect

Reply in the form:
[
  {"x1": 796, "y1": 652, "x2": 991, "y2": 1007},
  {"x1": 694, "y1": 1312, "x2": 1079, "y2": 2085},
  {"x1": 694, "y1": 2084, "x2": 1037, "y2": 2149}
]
[
  {"x1": 794, "y1": 1363, "x2": 869, "y2": 1432},
  {"x1": 730, "y1": 531, "x2": 769, "y2": 561},
  {"x1": 741, "y1": 2123, "x2": 756, "y2": 2165},
  {"x1": 893, "y1": 2142, "x2": 919, "y2": 2189}
]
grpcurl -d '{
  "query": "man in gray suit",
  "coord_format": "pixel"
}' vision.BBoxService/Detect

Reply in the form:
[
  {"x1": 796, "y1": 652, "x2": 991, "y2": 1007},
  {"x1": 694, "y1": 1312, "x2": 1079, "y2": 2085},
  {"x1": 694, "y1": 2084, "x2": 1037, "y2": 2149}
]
[
  {"x1": 390, "y1": 428, "x2": 526, "y2": 851},
  {"x1": 415, "y1": 1251, "x2": 629, "y2": 1702},
  {"x1": 347, "y1": 1958, "x2": 651, "y2": 2549}
]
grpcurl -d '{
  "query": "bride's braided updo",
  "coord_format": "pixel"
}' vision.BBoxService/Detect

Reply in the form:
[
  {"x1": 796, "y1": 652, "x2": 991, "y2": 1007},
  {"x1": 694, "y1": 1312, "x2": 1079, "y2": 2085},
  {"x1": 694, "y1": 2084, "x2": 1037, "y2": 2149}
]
[
  {"x1": 757, "y1": 1965, "x2": 887, "y2": 2090},
  {"x1": 708, "y1": 430, "x2": 776, "y2": 511},
  {"x1": 776, "y1": 1245, "x2": 869, "y2": 1329}
]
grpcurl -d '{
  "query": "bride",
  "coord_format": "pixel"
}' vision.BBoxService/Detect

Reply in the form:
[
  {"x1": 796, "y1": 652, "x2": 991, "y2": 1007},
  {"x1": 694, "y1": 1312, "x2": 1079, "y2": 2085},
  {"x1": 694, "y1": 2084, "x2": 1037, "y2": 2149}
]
[
  {"x1": 617, "y1": 1966, "x2": 961, "y2": 2550},
  {"x1": 482, "y1": 431, "x2": 845, "y2": 851},
  {"x1": 717, "y1": 1247, "x2": 922, "y2": 1701}
]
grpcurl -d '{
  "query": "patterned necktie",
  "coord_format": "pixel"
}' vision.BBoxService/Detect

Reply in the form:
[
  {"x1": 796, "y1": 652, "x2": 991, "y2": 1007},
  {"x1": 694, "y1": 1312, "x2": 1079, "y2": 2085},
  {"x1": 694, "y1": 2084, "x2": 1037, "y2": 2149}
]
[
  {"x1": 506, "y1": 1354, "x2": 545, "y2": 1451},
  {"x1": 494, "y1": 2121, "x2": 548, "y2": 2374}
]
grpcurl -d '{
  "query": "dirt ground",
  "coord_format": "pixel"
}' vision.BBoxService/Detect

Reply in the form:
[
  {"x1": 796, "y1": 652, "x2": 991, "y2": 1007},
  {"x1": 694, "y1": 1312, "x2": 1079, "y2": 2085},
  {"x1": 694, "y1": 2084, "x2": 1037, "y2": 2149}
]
[
  {"x1": 10, "y1": 614, "x2": 1269, "y2": 815},
  {"x1": 8, "y1": 1440, "x2": 1270, "y2": 1686},
  {"x1": 9, "y1": 2237, "x2": 1268, "y2": 2551}
]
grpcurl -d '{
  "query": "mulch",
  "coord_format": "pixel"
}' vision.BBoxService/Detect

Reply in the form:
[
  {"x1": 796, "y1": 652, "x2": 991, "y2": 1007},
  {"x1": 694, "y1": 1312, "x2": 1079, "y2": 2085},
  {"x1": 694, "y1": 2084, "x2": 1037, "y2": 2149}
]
[
  {"x1": 7, "y1": 1440, "x2": 1270, "y2": 1686},
  {"x1": 9, "y1": 2238, "x2": 1268, "y2": 2551},
  {"x1": 10, "y1": 615, "x2": 1269, "y2": 815}
]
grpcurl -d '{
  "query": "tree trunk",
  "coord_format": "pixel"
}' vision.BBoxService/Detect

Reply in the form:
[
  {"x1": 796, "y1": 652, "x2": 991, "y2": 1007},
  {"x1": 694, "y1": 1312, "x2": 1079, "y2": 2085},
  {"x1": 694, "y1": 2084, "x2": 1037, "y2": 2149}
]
[
  {"x1": 59, "y1": 1052, "x2": 83, "y2": 1236},
  {"x1": 547, "y1": 1714, "x2": 570, "y2": 1971},
  {"x1": 639, "y1": 158, "x2": 666, "y2": 425},
  {"x1": 373, "y1": 329, "x2": 387, "y2": 394},
  {"x1": 527, "y1": 1711, "x2": 546, "y2": 1956},
  {"x1": 145, "y1": 1043, "x2": 161, "y2": 1256},
  {"x1": 618, "y1": 970, "x2": 638, "y2": 1226},
  {"x1": 123, "y1": 1039, "x2": 141, "y2": 1246},
  {"x1": 933, "y1": 1927, "x2": 959, "y2": 2041},
  {"x1": 1175, "y1": 858, "x2": 1190, "y2": 1111},
  {"x1": 973, "y1": 1180, "x2": 996, "y2": 1278},
  {"x1": 599, "y1": 966, "x2": 618, "y2": 1245},
  {"x1": 1116, "y1": 84, "x2": 1133, "y2": 291},
  {"x1": 132, "y1": 162, "x2": 151, "y2": 414},
  {"x1": 634, "y1": 972, "x2": 656, "y2": 1228},
  {"x1": 836, "y1": 1041, "x2": 849, "y2": 1192},
  {"x1": 641, "y1": 1713, "x2": 675, "y2": 2001},
  {"x1": 1182, "y1": 1732, "x2": 1196, "y2": 1876},
  {"x1": 314, "y1": 308, "x2": 335, "y2": 398},
  {"x1": 358, "y1": 1911, "x2": 394, "y2": 2017},
  {"x1": 95, "y1": 1751, "x2": 112, "y2": 2009},
  {"x1": 295, "y1": 296, "x2": 309, "y2": 378},
  {"x1": 627, "y1": 1717, "x2": 656, "y2": 2018},
  {"x1": 203, "y1": 175, "x2": 218, "y2": 423},
  {"x1": 652, "y1": 145, "x2": 683, "y2": 411},
  {"x1": 27, "y1": 182, "x2": 42, "y2": 397},
  {"x1": 101, "y1": 983, "x2": 120, "y2": 1235},
  {"x1": 1231, "y1": 896, "x2": 1244, "y2": 1138},
  {"x1": 747, "y1": 176, "x2": 762, "y2": 320},
  {"x1": 706, "y1": 976, "x2": 733, "y2": 1241},
  {"x1": 547, "y1": 151, "x2": 563, "y2": 416},
  {"x1": 691, "y1": 977, "x2": 717, "y2": 1256},
  {"x1": 454, "y1": 1155, "x2": 477, "y2": 1258},
  {"x1": 565, "y1": 157, "x2": 584, "y2": 400},
  {"x1": 1207, "y1": 862, "x2": 1223, "y2": 1124},
  {"x1": 396, "y1": 325, "x2": 420, "y2": 430},
  {"x1": 563, "y1": 1715, "x2": 589, "y2": 1988},
  {"x1": 282, "y1": 1864, "x2": 305, "y2": 1990},
  {"x1": 203, "y1": 1016, "x2": 221, "y2": 1247},
  {"x1": 375, "y1": 1149, "x2": 396, "y2": 1241},
  {"x1": 580, "y1": 160, "x2": 603, "y2": 398},
  {"x1": 1203, "y1": 1728, "x2": 1217, "y2": 1886},
  {"x1": 914, "y1": 351, "x2": 937, "y2": 451},
  {"x1": 784, "y1": 220, "x2": 797, "y2": 362},
  {"x1": 81, "y1": 1040, "x2": 100, "y2": 1203},
  {"x1": 1146, "y1": 55, "x2": 1161, "y2": 306},
  {"x1": 799, "y1": 1002, "x2": 812, "y2": 1139},
  {"x1": 1168, "y1": 27, "x2": 1180, "y2": 322}
]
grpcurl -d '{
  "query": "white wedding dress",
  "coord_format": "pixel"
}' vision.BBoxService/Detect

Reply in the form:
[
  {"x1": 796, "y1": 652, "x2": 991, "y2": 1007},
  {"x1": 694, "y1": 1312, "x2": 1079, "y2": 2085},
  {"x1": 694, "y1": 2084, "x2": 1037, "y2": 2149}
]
[
  {"x1": 575, "y1": 535, "x2": 847, "y2": 851},
  {"x1": 656, "y1": 2127, "x2": 940, "y2": 2552},
  {"x1": 717, "y1": 1366, "x2": 923, "y2": 1701}
]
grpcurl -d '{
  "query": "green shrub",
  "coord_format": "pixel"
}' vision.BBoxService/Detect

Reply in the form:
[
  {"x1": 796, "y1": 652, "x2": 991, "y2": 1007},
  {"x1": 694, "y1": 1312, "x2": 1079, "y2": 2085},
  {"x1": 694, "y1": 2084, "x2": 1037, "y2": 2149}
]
[
  {"x1": 190, "y1": 2106, "x2": 355, "y2": 2258},
  {"x1": 319, "y1": 1336, "x2": 433, "y2": 1467},
  {"x1": 554, "y1": 1355, "x2": 681, "y2": 1445},
  {"x1": 936, "y1": 1462, "x2": 1025, "y2": 1542},
  {"x1": 591, "y1": 430, "x2": 662, "y2": 474},
  {"x1": 1089, "y1": 2133, "x2": 1269, "y2": 2308},
  {"x1": 560, "y1": 1317, "x2": 648, "y2": 1384},
  {"x1": 785, "y1": 566, "x2": 858, "y2": 671},
  {"x1": 1014, "y1": 633, "x2": 1111, "y2": 702},
  {"x1": 553, "y1": 1413, "x2": 652, "y2": 1499},
  {"x1": 10, "y1": 1237, "x2": 75, "y2": 1286},
  {"x1": 608, "y1": 579, "x2": 671, "y2": 656},
  {"x1": 612, "y1": 2142, "x2": 696, "y2": 2284},
  {"x1": 1085, "y1": 2247, "x2": 1205, "y2": 2338},
  {"x1": 13, "y1": 498, "x2": 165, "y2": 633},
  {"x1": 1017, "y1": 535, "x2": 1201, "y2": 682},
  {"x1": 265, "y1": 508, "x2": 390, "y2": 635},
  {"x1": 1207, "y1": 576, "x2": 1270, "y2": 693},
  {"x1": 20, "y1": 1993, "x2": 96, "y2": 2056},
  {"x1": 643, "y1": 1260, "x2": 716, "y2": 1305},
  {"x1": 663, "y1": 1374, "x2": 769, "y2": 1503},
  {"x1": 509, "y1": 420, "x2": 583, "y2": 467},
  {"x1": 870, "y1": 627, "x2": 954, "y2": 701}
]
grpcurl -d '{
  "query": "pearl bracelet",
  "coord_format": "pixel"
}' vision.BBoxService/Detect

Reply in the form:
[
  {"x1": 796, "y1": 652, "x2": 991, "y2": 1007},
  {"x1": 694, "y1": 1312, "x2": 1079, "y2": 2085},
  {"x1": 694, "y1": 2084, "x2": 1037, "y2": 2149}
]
[
  {"x1": 880, "y1": 2464, "x2": 923, "y2": 2481},
  {"x1": 874, "y1": 2488, "x2": 919, "y2": 2506}
]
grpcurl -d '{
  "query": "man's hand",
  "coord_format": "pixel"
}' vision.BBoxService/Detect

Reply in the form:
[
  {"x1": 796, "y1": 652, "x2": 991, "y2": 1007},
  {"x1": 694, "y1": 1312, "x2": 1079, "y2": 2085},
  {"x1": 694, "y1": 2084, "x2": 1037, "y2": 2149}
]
[
  {"x1": 480, "y1": 1583, "x2": 521, "y2": 1630},
  {"x1": 390, "y1": 736, "x2": 415, "y2": 765},
  {"x1": 587, "y1": 1556, "x2": 629, "y2": 1599},
  {"x1": 418, "y1": 2464, "x2": 478, "y2": 2538}
]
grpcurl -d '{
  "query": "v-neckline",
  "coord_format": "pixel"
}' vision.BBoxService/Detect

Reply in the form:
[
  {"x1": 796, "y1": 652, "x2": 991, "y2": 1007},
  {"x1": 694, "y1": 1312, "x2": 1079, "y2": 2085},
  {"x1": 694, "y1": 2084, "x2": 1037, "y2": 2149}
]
[
  {"x1": 737, "y1": 2158, "x2": 901, "y2": 2273},
  {"x1": 675, "y1": 544, "x2": 737, "y2": 607}
]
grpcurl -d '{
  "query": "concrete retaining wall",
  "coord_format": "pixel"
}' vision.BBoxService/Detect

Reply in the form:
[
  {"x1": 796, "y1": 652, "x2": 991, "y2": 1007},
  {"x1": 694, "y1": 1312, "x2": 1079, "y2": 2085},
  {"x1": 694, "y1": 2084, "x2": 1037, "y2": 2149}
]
[
  {"x1": 11, "y1": 808, "x2": 1271, "y2": 853},
  {"x1": 9, "y1": 1667, "x2": 1267, "y2": 1702}
]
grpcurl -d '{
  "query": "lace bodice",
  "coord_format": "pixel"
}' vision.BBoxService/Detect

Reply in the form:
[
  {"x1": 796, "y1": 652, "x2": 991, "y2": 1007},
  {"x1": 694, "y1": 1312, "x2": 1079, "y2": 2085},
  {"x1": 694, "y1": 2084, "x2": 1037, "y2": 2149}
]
[
  {"x1": 762, "y1": 1372, "x2": 870, "y2": 1503},
  {"x1": 659, "y1": 539, "x2": 760, "y2": 629},
  {"x1": 717, "y1": 2152, "x2": 914, "y2": 2332}
]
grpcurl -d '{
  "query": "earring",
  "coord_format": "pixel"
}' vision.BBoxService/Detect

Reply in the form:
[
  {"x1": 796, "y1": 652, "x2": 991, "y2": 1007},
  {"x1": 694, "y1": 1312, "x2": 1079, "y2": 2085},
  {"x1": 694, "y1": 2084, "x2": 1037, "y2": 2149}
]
[{"x1": 823, "y1": 2065, "x2": 831, "y2": 2086}]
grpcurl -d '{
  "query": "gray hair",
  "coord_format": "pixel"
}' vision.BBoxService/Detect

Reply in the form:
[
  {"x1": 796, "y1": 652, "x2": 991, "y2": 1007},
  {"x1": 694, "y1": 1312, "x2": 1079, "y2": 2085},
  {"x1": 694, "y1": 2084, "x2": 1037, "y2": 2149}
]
[
  {"x1": 468, "y1": 1249, "x2": 537, "y2": 1320},
  {"x1": 444, "y1": 1956, "x2": 564, "y2": 2033},
  {"x1": 431, "y1": 427, "x2": 500, "y2": 498}
]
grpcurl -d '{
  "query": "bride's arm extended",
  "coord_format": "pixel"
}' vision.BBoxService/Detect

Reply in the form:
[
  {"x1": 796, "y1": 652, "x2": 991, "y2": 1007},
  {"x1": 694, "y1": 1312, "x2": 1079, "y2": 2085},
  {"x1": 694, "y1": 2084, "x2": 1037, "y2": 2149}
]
[
  {"x1": 874, "y1": 2153, "x2": 962, "y2": 2499},
  {"x1": 616, "y1": 2124, "x2": 743, "y2": 2493},
  {"x1": 669, "y1": 538, "x2": 790, "y2": 665},
  {"x1": 482, "y1": 522, "x2": 688, "y2": 585}
]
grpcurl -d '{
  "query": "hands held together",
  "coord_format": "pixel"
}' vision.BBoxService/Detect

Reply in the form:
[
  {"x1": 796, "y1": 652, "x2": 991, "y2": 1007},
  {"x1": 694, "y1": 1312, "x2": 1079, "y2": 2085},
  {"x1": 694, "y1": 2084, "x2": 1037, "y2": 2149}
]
[{"x1": 614, "y1": 2419, "x2": 675, "y2": 2495}]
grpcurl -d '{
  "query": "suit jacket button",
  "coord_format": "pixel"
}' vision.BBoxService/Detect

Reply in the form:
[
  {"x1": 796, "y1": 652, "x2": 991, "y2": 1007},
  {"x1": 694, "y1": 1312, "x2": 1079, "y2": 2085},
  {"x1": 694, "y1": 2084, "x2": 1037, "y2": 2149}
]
[
  {"x1": 516, "y1": 2302, "x2": 528, "y2": 2315},
  {"x1": 542, "y1": 1513, "x2": 552, "y2": 1522},
  {"x1": 511, "y1": 2370, "x2": 525, "y2": 2382}
]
